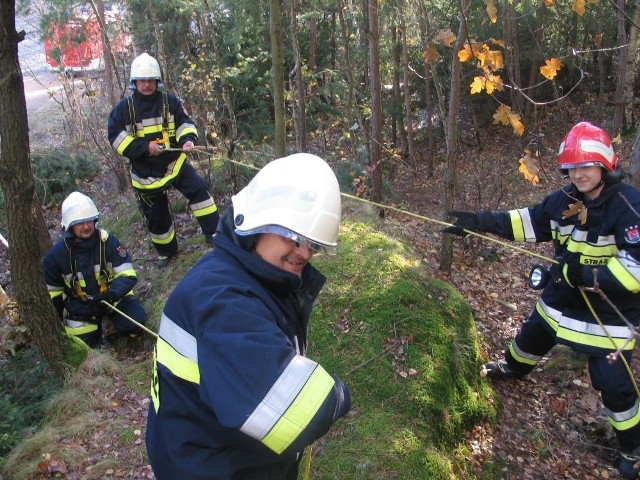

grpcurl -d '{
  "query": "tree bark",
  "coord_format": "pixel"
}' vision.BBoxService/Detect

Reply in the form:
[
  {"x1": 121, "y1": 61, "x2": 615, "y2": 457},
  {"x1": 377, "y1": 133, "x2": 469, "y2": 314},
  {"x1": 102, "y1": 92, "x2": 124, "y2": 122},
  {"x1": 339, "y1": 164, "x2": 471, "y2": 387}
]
[
  {"x1": 623, "y1": 0, "x2": 640, "y2": 130},
  {"x1": 612, "y1": 0, "x2": 627, "y2": 136},
  {"x1": 270, "y1": 0, "x2": 286, "y2": 157},
  {"x1": 391, "y1": 26, "x2": 404, "y2": 154},
  {"x1": 440, "y1": 0, "x2": 471, "y2": 272},
  {"x1": 336, "y1": 0, "x2": 365, "y2": 159},
  {"x1": 0, "y1": 0, "x2": 75, "y2": 378},
  {"x1": 368, "y1": 0, "x2": 383, "y2": 210},
  {"x1": 289, "y1": 0, "x2": 307, "y2": 151},
  {"x1": 400, "y1": 10, "x2": 415, "y2": 167}
]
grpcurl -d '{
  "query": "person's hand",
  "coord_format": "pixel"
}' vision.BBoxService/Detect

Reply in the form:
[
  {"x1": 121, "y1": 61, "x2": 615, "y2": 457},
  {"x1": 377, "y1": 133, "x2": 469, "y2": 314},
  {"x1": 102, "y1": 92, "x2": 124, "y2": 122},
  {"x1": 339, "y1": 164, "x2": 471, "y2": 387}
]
[
  {"x1": 93, "y1": 290, "x2": 119, "y2": 305},
  {"x1": 148, "y1": 141, "x2": 164, "y2": 156},
  {"x1": 443, "y1": 211, "x2": 479, "y2": 238},
  {"x1": 182, "y1": 140, "x2": 195, "y2": 152},
  {"x1": 558, "y1": 252, "x2": 584, "y2": 288}
]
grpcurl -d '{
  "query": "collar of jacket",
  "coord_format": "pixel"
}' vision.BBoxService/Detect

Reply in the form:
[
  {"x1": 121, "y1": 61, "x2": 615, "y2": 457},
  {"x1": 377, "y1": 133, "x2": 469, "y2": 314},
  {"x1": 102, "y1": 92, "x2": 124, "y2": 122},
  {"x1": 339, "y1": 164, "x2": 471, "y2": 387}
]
[{"x1": 567, "y1": 181, "x2": 623, "y2": 209}]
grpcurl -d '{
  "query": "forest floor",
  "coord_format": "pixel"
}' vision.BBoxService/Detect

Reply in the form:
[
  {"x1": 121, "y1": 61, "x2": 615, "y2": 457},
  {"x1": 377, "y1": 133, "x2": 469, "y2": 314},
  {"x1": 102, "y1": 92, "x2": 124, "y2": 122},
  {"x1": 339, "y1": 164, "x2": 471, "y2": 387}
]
[{"x1": 2, "y1": 70, "x2": 640, "y2": 479}]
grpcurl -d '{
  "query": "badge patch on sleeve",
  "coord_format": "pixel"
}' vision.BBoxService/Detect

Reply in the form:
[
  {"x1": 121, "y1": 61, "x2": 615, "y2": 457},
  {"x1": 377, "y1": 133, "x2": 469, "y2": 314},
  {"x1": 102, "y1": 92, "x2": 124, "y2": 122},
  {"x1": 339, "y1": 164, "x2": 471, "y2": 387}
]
[
  {"x1": 625, "y1": 225, "x2": 640, "y2": 244},
  {"x1": 117, "y1": 245, "x2": 128, "y2": 257}
]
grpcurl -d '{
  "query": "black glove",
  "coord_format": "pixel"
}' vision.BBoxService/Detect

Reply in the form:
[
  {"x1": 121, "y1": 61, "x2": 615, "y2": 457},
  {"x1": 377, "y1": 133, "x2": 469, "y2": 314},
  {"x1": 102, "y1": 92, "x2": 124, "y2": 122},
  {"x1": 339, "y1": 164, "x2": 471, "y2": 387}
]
[
  {"x1": 92, "y1": 290, "x2": 119, "y2": 305},
  {"x1": 443, "y1": 211, "x2": 479, "y2": 238},
  {"x1": 558, "y1": 252, "x2": 584, "y2": 288}
]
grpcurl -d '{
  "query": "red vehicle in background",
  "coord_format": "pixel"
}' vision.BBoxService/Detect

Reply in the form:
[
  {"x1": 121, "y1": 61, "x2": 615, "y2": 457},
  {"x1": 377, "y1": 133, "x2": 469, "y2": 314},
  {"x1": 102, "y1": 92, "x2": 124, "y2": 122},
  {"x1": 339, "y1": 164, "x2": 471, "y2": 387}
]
[{"x1": 44, "y1": 8, "x2": 130, "y2": 74}]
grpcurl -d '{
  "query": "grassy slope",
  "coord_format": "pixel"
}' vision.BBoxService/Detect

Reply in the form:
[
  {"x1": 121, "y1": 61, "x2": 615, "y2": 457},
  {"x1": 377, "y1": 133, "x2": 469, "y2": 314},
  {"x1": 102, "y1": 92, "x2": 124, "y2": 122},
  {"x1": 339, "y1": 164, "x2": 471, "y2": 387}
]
[
  {"x1": 305, "y1": 209, "x2": 497, "y2": 479},
  {"x1": 2, "y1": 202, "x2": 497, "y2": 479}
]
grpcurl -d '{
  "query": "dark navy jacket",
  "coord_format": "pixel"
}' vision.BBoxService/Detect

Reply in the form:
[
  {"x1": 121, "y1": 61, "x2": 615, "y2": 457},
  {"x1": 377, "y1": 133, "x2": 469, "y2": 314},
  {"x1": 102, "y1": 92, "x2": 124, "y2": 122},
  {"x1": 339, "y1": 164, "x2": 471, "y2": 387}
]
[
  {"x1": 146, "y1": 208, "x2": 351, "y2": 479},
  {"x1": 42, "y1": 228, "x2": 138, "y2": 319}
]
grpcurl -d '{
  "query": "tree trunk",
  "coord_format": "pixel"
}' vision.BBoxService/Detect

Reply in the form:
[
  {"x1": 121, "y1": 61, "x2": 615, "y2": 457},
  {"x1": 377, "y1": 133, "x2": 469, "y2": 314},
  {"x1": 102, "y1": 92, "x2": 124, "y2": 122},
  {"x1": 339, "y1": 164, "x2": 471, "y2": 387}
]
[
  {"x1": 400, "y1": 10, "x2": 415, "y2": 167},
  {"x1": 524, "y1": 0, "x2": 546, "y2": 116},
  {"x1": 612, "y1": 0, "x2": 627, "y2": 136},
  {"x1": 440, "y1": 0, "x2": 471, "y2": 272},
  {"x1": 623, "y1": 0, "x2": 640, "y2": 129},
  {"x1": 417, "y1": 0, "x2": 435, "y2": 177},
  {"x1": 503, "y1": 2, "x2": 522, "y2": 113},
  {"x1": 88, "y1": 0, "x2": 119, "y2": 106},
  {"x1": 290, "y1": 0, "x2": 307, "y2": 152},
  {"x1": 368, "y1": 0, "x2": 383, "y2": 210},
  {"x1": 336, "y1": 0, "x2": 365, "y2": 159},
  {"x1": 629, "y1": 128, "x2": 640, "y2": 190},
  {"x1": 270, "y1": 0, "x2": 286, "y2": 157},
  {"x1": 0, "y1": 0, "x2": 75, "y2": 378},
  {"x1": 391, "y1": 26, "x2": 404, "y2": 154}
]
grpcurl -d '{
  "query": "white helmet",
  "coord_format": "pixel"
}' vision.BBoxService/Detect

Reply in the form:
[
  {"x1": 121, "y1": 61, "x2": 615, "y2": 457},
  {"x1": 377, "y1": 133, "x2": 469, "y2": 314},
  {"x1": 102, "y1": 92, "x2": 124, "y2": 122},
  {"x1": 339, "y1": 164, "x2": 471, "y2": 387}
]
[
  {"x1": 129, "y1": 53, "x2": 162, "y2": 87},
  {"x1": 61, "y1": 192, "x2": 99, "y2": 231},
  {"x1": 233, "y1": 153, "x2": 341, "y2": 254}
]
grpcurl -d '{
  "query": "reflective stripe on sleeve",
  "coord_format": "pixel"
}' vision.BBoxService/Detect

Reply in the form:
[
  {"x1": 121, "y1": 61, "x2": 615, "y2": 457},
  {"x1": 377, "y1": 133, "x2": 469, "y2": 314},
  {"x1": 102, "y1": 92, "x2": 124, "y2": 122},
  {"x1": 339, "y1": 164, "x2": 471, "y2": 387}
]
[
  {"x1": 241, "y1": 354, "x2": 335, "y2": 454},
  {"x1": 155, "y1": 313, "x2": 200, "y2": 384},
  {"x1": 509, "y1": 208, "x2": 536, "y2": 242},
  {"x1": 607, "y1": 253, "x2": 640, "y2": 293}
]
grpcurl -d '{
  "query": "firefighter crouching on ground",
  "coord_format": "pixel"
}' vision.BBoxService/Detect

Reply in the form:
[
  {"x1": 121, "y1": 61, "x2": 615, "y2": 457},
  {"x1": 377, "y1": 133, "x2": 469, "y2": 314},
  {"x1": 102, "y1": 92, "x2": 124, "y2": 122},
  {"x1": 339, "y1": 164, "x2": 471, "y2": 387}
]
[
  {"x1": 42, "y1": 192, "x2": 148, "y2": 348},
  {"x1": 146, "y1": 153, "x2": 352, "y2": 479},
  {"x1": 444, "y1": 122, "x2": 640, "y2": 479},
  {"x1": 107, "y1": 52, "x2": 219, "y2": 269}
]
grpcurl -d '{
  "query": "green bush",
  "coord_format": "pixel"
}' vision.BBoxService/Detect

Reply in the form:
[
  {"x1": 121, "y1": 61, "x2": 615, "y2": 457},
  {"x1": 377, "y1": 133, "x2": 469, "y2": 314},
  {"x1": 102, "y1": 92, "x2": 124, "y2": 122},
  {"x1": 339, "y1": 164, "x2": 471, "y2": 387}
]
[
  {"x1": 0, "y1": 394, "x2": 22, "y2": 458},
  {"x1": 31, "y1": 149, "x2": 100, "y2": 205},
  {"x1": 0, "y1": 348, "x2": 62, "y2": 466}
]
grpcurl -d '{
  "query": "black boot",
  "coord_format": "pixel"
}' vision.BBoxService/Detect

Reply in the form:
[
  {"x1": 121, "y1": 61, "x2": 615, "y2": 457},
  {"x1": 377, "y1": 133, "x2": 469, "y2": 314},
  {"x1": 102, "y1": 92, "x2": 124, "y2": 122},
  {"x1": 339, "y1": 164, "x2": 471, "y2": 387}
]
[
  {"x1": 620, "y1": 452, "x2": 640, "y2": 479},
  {"x1": 482, "y1": 359, "x2": 524, "y2": 379}
]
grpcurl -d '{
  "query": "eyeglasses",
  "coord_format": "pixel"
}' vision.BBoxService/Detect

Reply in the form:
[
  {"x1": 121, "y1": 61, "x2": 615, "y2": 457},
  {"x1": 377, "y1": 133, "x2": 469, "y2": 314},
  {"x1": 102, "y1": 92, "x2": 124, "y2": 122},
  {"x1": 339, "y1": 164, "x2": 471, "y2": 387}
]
[
  {"x1": 280, "y1": 229, "x2": 331, "y2": 254},
  {"x1": 235, "y1": 225, "x2": 337, "y2": 255}
]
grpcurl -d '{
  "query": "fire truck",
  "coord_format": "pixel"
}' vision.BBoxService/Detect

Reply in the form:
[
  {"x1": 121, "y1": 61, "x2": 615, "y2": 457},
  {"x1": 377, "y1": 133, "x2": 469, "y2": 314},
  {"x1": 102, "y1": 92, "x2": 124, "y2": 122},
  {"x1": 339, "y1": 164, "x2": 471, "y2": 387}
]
[{"x1": 44, "y1": 8, "x2": 130, "y2": 74}]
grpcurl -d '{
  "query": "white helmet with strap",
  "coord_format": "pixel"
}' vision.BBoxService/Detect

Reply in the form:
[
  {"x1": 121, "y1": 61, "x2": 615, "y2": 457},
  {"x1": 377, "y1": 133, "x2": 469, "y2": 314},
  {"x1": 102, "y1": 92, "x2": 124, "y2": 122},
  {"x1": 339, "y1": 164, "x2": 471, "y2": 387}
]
[
  {"x1": 232, "y1": 153, "x2": 342, "y2": 254},
  {"x1": 61, "y1": 192, "x2": 99, "y2": 231},
  {"x1": 129, "y1": 52, "x2": 162, "y2": 88}
]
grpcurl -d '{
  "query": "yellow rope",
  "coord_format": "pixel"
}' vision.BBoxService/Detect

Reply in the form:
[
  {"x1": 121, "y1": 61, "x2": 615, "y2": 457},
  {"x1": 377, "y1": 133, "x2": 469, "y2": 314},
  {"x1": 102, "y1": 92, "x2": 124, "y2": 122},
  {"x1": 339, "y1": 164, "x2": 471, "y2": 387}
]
[
  {"x1": 302, "y1": 444, "x2": 313, "y2": 480},
  {"x1": 193, "y1": 152, "x2": 558, "y2": 264}
]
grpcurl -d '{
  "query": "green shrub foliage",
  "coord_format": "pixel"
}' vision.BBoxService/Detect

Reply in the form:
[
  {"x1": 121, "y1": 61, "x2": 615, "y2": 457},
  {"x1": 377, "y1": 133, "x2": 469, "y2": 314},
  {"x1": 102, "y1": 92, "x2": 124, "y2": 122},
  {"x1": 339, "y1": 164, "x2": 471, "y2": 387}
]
[{"x1": 31, "y1": 149, "x2": 100, "y2": 205}]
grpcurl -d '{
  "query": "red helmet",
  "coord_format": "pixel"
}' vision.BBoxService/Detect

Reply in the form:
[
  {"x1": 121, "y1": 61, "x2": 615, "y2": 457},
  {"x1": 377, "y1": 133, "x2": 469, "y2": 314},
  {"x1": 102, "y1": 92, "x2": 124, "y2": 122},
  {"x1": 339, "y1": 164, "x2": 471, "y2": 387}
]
[{"x1": 557, "y1": 122, "x2": 618, "y2": 172}]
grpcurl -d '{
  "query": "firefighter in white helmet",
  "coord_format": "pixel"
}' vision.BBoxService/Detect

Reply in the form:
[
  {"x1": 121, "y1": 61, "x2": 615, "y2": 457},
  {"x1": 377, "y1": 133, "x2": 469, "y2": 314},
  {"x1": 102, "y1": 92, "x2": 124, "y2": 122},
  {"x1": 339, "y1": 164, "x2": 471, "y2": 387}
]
[
  {"x1": 42, "y1": 191, "x2": 148, "y2": 348},
  {"x1": 146, "y1": 154, "x2": 351, "y2": 479},
  {"x1": 107, "y1": 52, "x2": 219, "y2": 268},
  {"x1": 444, "y1": 122, "x2": 640, "y2": 479}
]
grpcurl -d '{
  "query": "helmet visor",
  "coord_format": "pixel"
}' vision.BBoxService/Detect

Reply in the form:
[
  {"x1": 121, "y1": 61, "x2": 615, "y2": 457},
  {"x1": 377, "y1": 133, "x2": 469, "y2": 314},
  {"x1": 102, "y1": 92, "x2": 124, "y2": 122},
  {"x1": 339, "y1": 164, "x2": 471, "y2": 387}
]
[
  {"x1": 559, "y1": 161, "x2": 604, "y2": 170},
  {"x1": 235, "y1": 225, "x2": 337, "y2": 255}
]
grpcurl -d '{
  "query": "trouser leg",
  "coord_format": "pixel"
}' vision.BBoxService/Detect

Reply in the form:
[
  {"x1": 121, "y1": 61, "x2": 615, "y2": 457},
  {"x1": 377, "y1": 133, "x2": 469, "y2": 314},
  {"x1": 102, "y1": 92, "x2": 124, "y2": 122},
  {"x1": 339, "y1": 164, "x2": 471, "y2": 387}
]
[
  {"x1": 172, "y1": 164, "x2": 219, "y2": 235},
  {"x1": 108, "y1": 295, "x2": 149, "y2": 336},
  {"x1": 504, "y1": 308, "x2": 556, "y2": 376},
  {"x1": 589, "y1": 353, "x2": 640, "y2": 453},
  {"x1": 138, "y1": 190, "x2": 178, "y2": 257}
]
